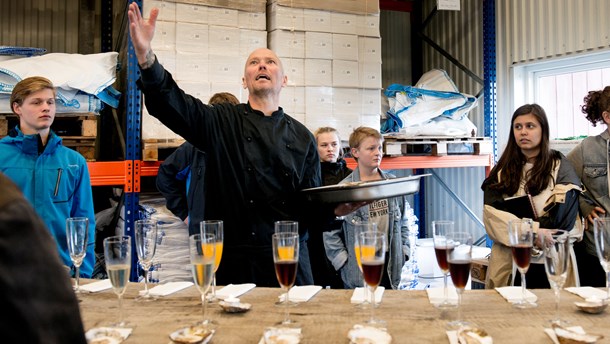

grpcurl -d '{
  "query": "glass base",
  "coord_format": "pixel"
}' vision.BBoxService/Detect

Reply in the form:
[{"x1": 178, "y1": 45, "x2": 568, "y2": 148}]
[
  {"x1": 446, "y1": 320, "x2": 471, "y2": 330},
  {"x1": 275, "y1": 299, "x2": 299, "y2": 307},
  {"x1": 135, "y1": 292, "x2": 158, "y2": 302},
  {"x1": 206, "y1": 294, "x2": 218, "y2": 303},
  {"x1": 435, "y1": 300, "x2": 458, "y2": 309},
  {"x1": 512, "y1": 300, "x2": 538, "y2": 309},
  {"x1": 365, "y1": 318, "x2": 386, "y2": 327},
  {"x1": 276, "y1": 319, "x2": 300, "y2": 328}
]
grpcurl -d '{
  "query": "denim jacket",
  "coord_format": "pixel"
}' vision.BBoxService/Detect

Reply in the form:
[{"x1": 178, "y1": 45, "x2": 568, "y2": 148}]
[{"x1": 323, "y1": 168, "x2": 409, "y2": 289}]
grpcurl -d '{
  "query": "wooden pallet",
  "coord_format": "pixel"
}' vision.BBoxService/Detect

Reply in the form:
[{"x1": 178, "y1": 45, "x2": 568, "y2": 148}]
[
  {"x1": 61, "y1": 136, "x2": 97, "y2": 161},
  {"x1": 142, "y1": 138, "x2": 186, "y2": 161},
  {"x1": 0, "y1": 113, "x2": 98, "y2": 137},
  {"x1": 383, "y1": 136, "x2": 493, "y2": 156}
]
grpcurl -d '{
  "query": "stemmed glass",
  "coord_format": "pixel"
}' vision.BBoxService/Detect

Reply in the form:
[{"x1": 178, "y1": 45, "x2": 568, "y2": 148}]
[
  {"x1": 508, "y1": 218, "x2": 537, "y2": 308},
  {"x1": 189, "y1": 233, "x2": 216, "y2": 328},
  {"x1": 593, "y1": 218, "x2": 610, "y2": 300},
  {"x1": 446, "y1": 231, "x2": 473, "y2": 329},
  {"x1": 358, "y1": 231, "x2": 387, "y2": 326},
  {"x1": 354, "y1": 222, "x2": 378, "y2": 309},
  {"x1": 543, "y1": 230, "x2": 570, "y2": 324},
  {"x1": 66, "y1": 217, "x2": 89, "y2": 293},
  {"x1": 103, "y1": 235, "x2": 132, "y2": 327},
  {"x1": 135, "y1": 219, "x2": 158, "y2": 301},
  {"x1": 200, "y1": 220, "x2": 223, "y2": 304},
  {"x1": 272, "y1": 232, "x2": 300, "y2": 327},
  {"x1": 432, "y1": 220, "x2": 457, "y2": 309},
  {"x1": 274, "y1": 221, "x2": 299, "y2": 306}
]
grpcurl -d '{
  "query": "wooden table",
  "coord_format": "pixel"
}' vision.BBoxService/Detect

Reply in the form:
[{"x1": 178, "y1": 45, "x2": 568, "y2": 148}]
[{"x1": 78, "y1": 280, "x2": 609, "y2": 343}]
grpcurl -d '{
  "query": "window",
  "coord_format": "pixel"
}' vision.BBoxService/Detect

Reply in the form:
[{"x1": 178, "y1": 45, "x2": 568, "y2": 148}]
[{"x1": 512, "y1": 51, "x2": 610, "y2": 139}]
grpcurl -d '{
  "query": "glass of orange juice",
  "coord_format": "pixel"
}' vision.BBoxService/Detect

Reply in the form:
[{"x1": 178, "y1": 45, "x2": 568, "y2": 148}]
[
  {"x1": 200, "y1": 220, "x2": 223, "y2": 304},
  {"x1": 274, "y1": 221, "x2": 299, "y2": 306},
  {"x1": 354, "y1": 222, "x2": 377, "y2": 309}
]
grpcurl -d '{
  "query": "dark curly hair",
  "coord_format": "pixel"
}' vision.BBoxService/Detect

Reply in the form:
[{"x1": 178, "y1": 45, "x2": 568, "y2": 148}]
[{"x1": 581, "y1": 86, "x2": 610, "y2": 126}]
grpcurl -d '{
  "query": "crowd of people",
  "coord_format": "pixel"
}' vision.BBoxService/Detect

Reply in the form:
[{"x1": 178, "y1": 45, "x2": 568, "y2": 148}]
[{"x1": 1, "y1": 2, "x2": 609, "y2": 340}]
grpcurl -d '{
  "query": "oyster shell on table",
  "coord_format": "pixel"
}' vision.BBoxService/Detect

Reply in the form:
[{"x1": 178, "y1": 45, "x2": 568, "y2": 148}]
[
  {"x1": 263, "y1": 327, "x2": 302, "y2": 344},
  {"x1": 169, "y1": 326, "x2": 214, "y2": 344},
  {"x1": 456, "y1": 326, "x2": 493, "y2": 344},
  {"x1": 574, "y1": 300, "x2": 608, "y2": 314},
  {"x1": 347, "y1": 325, "x2": 392, "y2": 344},
  {"x1": 85, "y1": 327, "x2": 131, "y2": 344},
  {"x1": 552, "y1": 324, "x2": 603, "y2": 344},
  {"x1": 219, "y1": 300, "x2": 252, "y2": 313}
]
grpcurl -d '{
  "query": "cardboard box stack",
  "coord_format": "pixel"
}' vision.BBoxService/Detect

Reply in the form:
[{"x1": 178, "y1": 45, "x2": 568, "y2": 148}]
[
  {"x1": 142, "y1": 0, "x2": 267, "y2": 140},
  {"x1": 267, "y1": 0, "x2": 382, "y2": 136}
]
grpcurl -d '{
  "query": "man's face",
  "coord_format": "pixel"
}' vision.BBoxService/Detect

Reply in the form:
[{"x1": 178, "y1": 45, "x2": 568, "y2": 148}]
[
  {"x1": 13, "y1": 88, "x2": 56, "y2": 135},
  {"x1": 242, "y1": 48, "x2": 287, "y2": 97}
]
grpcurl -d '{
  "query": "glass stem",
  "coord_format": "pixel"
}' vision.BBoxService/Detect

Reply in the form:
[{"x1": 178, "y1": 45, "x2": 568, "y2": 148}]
[
  {"x1": 143, "y1": 269, "x2": 149, "y2": 295},
  {"x1": 606, "y1": 272, "x2": 610, "y2": 300},
  {"x1": 201, "y1": 294, "x2": 208, "y2": 324},
  {"x1": 75, "y1": 266, "x2": 80, "y2": 290},
  {"x1": 212, "y1": 274, "x2": 217, "y2": 298},
  {"x1": 521, "y1": 272, "x2": 527, "y2": 303},
  {"x1": 443, "y1": 273, "x2": 448, "y2": 302},
  {"x1": 118, "y1": 294, "x2": 124, "y2": 326},
  {"x1": 284, "y1": 287, "x2": 290, "y2": 323},
  {"x1": 369, "y1": 285, "x2": 376, "y2": 322},
  {"x1": 456, "y1": 289, "x2": 463, "y2": 323},
  {"x1": 363, "y1": 276, "x2": 369, "y2": 304},
  {"x1": 554, "y1": 287, "x2": 561, "y2": 322}
]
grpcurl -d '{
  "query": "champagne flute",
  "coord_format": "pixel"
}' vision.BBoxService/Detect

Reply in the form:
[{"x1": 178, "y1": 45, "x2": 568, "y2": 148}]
[
  {"x1": 66, "y1": 217, "x2": 89, "y2": 293},
  {"x1": 446, "y1": 231, "x2": 473, "y2": 329},
  {"x1": 103, "y1": 235, "x2": 132, "y2": 327},
  {"x1": 593, "y1": 218, "x2": 610, "y2": 300},
  {"x1": 543, "y1": 229, "x2": 570, "y2": 324},
  {"x1": 135, "y1": 219, "x2": 158, "y2": 301},
  {"x1": 273, "y1": 232, "x2": 300, "y2": 327},
  {"x1": 508, "y1": 218, "x2": 537, "y2": 308},
  {"x1": 189, "y1": 233, "x2": 216, "y2": 328},
  {"x1": 200, "y1": 220, "x2": 223, "y2": 303},
  {"x1": 432, "y1": 220, "x2": 457, "y2": 309},
  {"x1": 274, "y1": 221, "x2": 299, "y2": 306},
  {"x1": 359, "y1": 231, "x2": 387, "y2": 326},
  {"x1": 354, "y1": 222, "x2": 378, "y2": 309}
]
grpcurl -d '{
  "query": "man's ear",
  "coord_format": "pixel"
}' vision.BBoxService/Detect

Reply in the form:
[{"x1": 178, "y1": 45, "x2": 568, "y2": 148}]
[
  {"x1": 12, "y1": 102, "x2": 21, "y2": 116},
  {"x1": 603, "y1": 110, "x2": 610, "y2": 124},
  {"x1": 241, "y1": 76, "x2": 247, "y2": 89}
]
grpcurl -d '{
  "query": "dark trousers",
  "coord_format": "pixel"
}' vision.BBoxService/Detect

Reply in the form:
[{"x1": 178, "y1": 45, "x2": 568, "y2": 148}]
[{"x1": 573, "y1": 240, "x2": 606, "y2": 287}]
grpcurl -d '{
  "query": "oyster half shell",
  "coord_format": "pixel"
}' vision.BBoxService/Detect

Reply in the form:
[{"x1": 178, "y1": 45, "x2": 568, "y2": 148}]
[
  {"x1": 219, "y1": 300, "x2": 252, "y2": 313},
  {"x1": 457, "y1": 326, "x2": 493, "y2": 344},
  {"x1": 263, "y1": 327, "x2": 302, "y2": 344},
  {"x1": 85, "y1": 327, "x2": 131, "y2": 344},
  {"x1": 552, "y1": 324, "x2": 603, "y2": 344},
  {"x1": 169, "y1": 326, "x2": 214, "y2": 344},
  {"x1": 574, "y1": 300, "x2": 608, "y2": 314},
  {"x1": 347, "y1": 325, "x2": 392, "y2": 344}
]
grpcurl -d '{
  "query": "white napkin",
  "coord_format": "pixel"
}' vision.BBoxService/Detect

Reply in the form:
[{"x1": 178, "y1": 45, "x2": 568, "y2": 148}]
[
  {"x1": 278, "y1": 285, "x2": 322, "y2": 303},
  {"x1": 85, "y1": 326, "x2": 132, "y2": 343},
  {"x1": 145, "y1": 281, "x2": 193, "y2": 297},
  {"x1": 350, "y1": 287, "x2": 385, "y2": 304},
  {"x1": 544, "y1": 326, "x2": 586, "y2": 344},
  {"x1": 495, "y1": 286, "x2": 537, "y2": 303},
  {"x1": 426, "y1": 287, "x2": 459, "y2": 305},
  {"x1": 80, "y1": 279, "x2": 112, "y2": 293},
  {"x1": 565, "y1": 287, "x2": 608, "y2": 300},
  {"x1": 216, "y1": 283, "x2": 256, "y2": 299}
]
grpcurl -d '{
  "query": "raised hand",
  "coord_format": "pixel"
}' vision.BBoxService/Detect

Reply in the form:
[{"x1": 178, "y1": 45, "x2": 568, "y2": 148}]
[{"x1": 127, "y1": 2, "x2": 158, "y2": 66}]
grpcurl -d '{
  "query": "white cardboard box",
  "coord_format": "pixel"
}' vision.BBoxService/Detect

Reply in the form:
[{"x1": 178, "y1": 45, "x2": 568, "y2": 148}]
[
  {"x1": 209, "y1": 82, "x2": 245, "y2": 103},
  {"x1": 209, "y1": 26, "x2": 240, "y2": 57},
  {"x1": 332, "y1": 60, "x2": 359, "y2": 88},
  {"x1": 176, "y1": 22, "x2": 209, "y2": 53},
  {"x1": 359, "y1": 14, "x2": 381, "y2": 37},
  {"x1": 303, "y1": 9, "x2": 331, "y2": 32},
  {"x1": 332, "y1": 34, "x2": 359, "y2": 61},
  {"x1": 283, "y1": 58, "x2": 305, "y2": 86},
  {"x1": 151, "y1": 21, "x2": 176, "y2": 51},
  {"x1": 238, "y1": 11, "x2": 266, "y2": 30},
  {"x1": 267, "y1": 2, "x2": 305, "y2": 31},
  {"x1": 305, "y1": 32, "x2": 332, "y2": 60},
  {"x1": 306, "y1": 86, "x2": 333, "y2": 116},
  {"x1": 359, "y1": 62, "x2": 382, "y2": 89},
  {"x1": 358, "y1": 37, "x2": 382, "y2": 63},
  {"x1": 178, "y1": 81, "x2": 211, "y2": 103},
  {"x1": 333, "y1": 88, "x2": 361, "y2": 114},
  {"x1": 280, "y1": 86, "x2": 306, "y2": 114},
  {"x1": 207, "y1": 7, "x2": 239, "y2": 27},
  {"x1": 176, "y1": 3, "x2": 208, "y2": 24},
  {"x1": 239, "y1": 30, "x2": 267, "y2": 57},
  {"x1": 208, "y1": 55, "x2": 241, "y2": 83},
  {"x1": 268, "y1": 30, "x2": 305, "y2": 58},
  {"x1": 304, "y1": 59, "x2": 332, "y2": 86},
  {"x1": 144, "y1": 0, "x2": 176, "y2": 21},
  {"x1": 331, "y1": 12, "x2": 359, "y2": 35},
  {"x1": 361, "y1": 89, "x2": 382, "y2": 114},
  {"x1": 154, "y1": 50, "x2": 177, "y2": 75},
  {"x1": 175, "y1": 52, "x2": 209, "y2": 82}
]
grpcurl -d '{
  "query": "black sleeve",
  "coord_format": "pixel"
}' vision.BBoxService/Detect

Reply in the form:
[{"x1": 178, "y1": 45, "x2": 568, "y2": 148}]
[
  {"x1": 156, "y1": 143, "x2": 194, "y2": 220},
  {"x1": 0, "y1": 179, "x2": 87, "y2": 343},
  {"x1": 538, "y1": 189, "x2": 579, "y2": 230}
]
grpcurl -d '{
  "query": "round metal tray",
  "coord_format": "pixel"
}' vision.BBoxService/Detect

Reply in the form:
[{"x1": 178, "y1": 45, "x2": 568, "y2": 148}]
[{"x1": 301, "y1": 174, "x2": 430, "y2": 203}]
